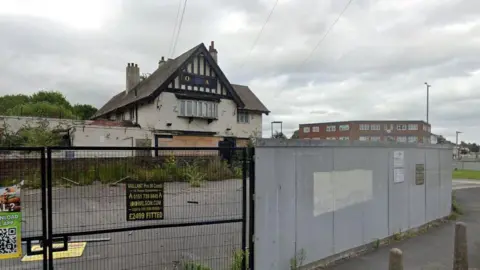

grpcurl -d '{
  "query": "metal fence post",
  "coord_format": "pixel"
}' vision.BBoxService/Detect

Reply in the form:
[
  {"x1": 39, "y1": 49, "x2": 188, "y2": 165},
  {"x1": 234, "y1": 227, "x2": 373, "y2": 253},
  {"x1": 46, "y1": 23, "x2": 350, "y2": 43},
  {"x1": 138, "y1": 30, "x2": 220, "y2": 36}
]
[
  {"x1": 41, "y1": 148, "x2": 48, "y2": 270},
  {"x1": 453, "y1": 222, "x2": 468, "y2": 270},
  {"x1": 248, "y1": 147, "x2": 255, "y2": 270},
  {"x1": 389, "y1": 248, "x2": 403, "y2": 270},
  {"x1": 46, "y1": 148, "x2": 54, "y2": 270},
  {"x1": 241, "y1": 148, "x2": 247, "y2": 270}
]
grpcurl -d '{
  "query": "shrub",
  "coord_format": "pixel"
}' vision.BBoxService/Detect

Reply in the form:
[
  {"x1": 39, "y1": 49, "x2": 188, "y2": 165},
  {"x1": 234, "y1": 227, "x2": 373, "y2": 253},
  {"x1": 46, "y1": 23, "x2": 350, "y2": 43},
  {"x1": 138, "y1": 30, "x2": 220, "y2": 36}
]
[
  {"x1": 205, "y1": 157, "x2": 235, "y2": 181},
  {"x1": 230, "y1": 249, "x2": 249, "y2": 270},
  {"x1": 183, "y1": 163, "x2": 206, "y2": 187},
  {"x1": 182, "y1": 262, "x2": 211, "y2": 270}
]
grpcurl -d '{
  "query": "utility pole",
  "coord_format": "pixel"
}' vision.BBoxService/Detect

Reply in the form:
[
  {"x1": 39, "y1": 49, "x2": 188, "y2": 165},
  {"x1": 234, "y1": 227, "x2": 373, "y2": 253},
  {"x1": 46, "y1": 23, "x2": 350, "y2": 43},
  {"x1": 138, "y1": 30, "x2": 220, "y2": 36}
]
[
  {"x1": 456, "y1": 131, "x2": 462, "y2": 160},
  {"x1": 424, "y1": 82, "x2": 431, "y2": 124}
]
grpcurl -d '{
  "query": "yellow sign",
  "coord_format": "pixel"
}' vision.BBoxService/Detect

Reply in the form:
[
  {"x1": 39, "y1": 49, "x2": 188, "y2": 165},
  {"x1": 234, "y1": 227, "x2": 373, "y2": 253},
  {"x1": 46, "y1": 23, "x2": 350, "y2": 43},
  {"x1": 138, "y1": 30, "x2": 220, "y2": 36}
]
[{"x1": 22, "y1": 242, "x2": 87, "y2": 262}]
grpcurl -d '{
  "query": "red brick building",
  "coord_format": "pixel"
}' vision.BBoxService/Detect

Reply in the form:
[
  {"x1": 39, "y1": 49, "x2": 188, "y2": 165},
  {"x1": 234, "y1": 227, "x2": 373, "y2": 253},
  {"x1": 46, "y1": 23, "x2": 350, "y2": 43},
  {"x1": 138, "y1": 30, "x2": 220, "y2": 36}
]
[{"x1": 299, "y1": 120, "x2": 432, "y2": 143}]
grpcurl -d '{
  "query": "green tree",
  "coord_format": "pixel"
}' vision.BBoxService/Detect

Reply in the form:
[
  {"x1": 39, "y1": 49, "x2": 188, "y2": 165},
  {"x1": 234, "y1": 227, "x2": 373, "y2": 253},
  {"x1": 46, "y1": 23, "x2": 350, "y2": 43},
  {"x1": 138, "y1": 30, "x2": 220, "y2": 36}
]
[
  {"x1": 72, "y1": 104, "x2": 97, "y2": 120},
  {"x1": 272, "y1": 131, "x2": 287, "y2": 139},
  {"x1": 30, "y1": 90, "x2": 72, "y2": 109},
  {"x1": 290, "y1": 130, "x2": 299, "y2": 139},
  {"x1": 0, "y1": 94, "x2": 31, "y2": 115},
  {"x1": 7, "y1": 102, "x2": 76, "y2": 118}
]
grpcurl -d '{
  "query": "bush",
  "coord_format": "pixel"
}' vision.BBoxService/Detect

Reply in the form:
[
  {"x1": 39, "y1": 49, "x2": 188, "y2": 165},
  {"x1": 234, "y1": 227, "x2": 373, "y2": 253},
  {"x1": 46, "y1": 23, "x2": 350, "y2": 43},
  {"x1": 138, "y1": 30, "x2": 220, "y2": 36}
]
[
  {"x1": 230, "y1": 249, "x2": 249, "y2": 270},
  {"x1": 182, "y1": 262, "x2": 211, "y2": 270},
  {"x1": 183, "y1": 163, "x2": 206, "y2": 187}
]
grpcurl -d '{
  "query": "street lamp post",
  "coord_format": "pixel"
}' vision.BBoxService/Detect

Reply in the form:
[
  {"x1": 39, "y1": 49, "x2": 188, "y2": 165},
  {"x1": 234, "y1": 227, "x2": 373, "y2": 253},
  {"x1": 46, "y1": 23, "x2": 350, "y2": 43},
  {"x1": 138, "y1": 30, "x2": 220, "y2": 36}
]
[{"x1": 424, "y1": 82, "x2": 431, "y2": 124}]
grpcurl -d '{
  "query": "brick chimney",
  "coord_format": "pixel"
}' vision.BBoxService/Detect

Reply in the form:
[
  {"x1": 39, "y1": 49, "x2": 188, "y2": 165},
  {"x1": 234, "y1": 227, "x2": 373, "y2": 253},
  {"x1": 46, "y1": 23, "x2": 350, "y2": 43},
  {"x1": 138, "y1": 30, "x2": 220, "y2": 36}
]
[
  {"x1": 208, "y1": 41, "x2": 218, "y2": 63},
  {"x1": 158, "y1": 56, "x2": 166, "y2": 68},
  {"x1": 126, "y1": 63, "x2": 140, "y2": 95}
]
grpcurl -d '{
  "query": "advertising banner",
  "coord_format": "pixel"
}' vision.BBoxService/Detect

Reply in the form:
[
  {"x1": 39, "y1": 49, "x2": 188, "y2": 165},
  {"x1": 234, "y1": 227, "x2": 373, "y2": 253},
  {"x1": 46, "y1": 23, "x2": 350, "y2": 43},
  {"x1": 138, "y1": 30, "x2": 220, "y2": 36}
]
[{"x1": 0, "y1": 183, "x2": 22, "y2": 259}]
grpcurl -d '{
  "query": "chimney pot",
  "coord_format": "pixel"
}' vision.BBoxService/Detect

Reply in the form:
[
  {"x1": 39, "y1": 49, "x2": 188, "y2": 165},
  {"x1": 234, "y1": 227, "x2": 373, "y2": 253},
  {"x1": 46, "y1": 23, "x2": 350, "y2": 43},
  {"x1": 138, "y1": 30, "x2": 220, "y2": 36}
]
[
  {"x1": 126, "y1": 62, "x2": 140, "y2": 95},
  {"x1": 208, "y1": 41, "x2": 218, "y2": 63}
]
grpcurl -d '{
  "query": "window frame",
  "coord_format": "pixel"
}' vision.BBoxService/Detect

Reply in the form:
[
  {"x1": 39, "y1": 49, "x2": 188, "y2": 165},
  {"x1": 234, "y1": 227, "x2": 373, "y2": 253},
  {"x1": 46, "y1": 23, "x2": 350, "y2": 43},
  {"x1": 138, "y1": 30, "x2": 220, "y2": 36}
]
[
  {"x1": 359, "y1": 124, "x2": 370, "y2": 131},
  {"x1": 396, "y1": 124, "x2": 407, "y2": 131},
  {"x1": 326, "y1": 125, "x2": 336, "y2": 132},
  {"x1": 408, "y1": 124, "x2": 418, "y2": 131},
  {"x1": 303, "y1": 127, "x2": 310, "y2": 133},
  {"x1": 370, "y1": 124, "x2": 381, "y2": 131},
  {"x1": 339, "y1": 124, "x2": 350, "y2": 131}
]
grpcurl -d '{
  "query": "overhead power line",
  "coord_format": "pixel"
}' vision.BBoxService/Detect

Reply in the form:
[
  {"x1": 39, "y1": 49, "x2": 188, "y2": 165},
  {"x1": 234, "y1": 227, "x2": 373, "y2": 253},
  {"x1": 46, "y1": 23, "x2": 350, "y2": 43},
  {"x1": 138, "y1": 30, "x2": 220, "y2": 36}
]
[
  {"x1": 171, "y1": 0, "x2": 188, "y2": 58},
  {"x1": 168, "y1": 0, "x2": 183, "y2": 57},
  {"x1": 296, "y1": 0, "x2": 355, "y2": 71},
  {"x1": 240, "y1": 0, "x2": 280, "y2": 68}
]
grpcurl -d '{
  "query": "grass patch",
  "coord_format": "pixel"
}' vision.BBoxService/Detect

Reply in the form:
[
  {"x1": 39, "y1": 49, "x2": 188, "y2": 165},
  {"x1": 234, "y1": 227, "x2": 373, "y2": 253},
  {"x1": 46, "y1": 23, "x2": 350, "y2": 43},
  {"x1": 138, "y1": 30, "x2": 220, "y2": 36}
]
[{"x1": 452, "y1": 169, "x2": 480, "y2": 180}]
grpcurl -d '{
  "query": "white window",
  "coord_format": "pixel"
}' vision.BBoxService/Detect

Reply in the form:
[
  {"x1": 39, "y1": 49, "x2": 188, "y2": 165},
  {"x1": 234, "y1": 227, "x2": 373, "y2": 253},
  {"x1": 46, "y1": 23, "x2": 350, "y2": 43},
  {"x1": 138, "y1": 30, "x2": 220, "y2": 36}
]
[
  {"x1": 237, "y1": 111, "x2": 249, "y2": 123},
  {"x1": 408, "y1": 136, "x2": 418, "y2": 143},
  {"x1": 326, "y1": 137, "x2": 337, "y2": 140},
  {"x1": 385, "y1": 136, "x2": 395, "y2": 142},
  {"x1": 359, "y1": 136, "x2": 369, "y2": 141},
  {"x1": 370, "y1": 136, "x2": 381, "y2": 142},
  {"x1": 408, "y1": 124, "x2": 418, "y2": 130},
  {"x1": 339, "y1": 124, "x2": 350, "y2": 131},
  {"x1": 303, "y1": 127, "x2": 310, "y2": 133},
  {"x1": 178, "y1": 100, "x2": 218, "y2": 118},
  {"x1": 370, "y1": 124, "x2": 381, "y2": 131},
  {"x1": 423, "y1": 125, "x2": 427, "y2": 131},
  {"x1": 312, "y1": 126, "x2": 320, "y2": 132},
  {"x1": 326, "y1": 125, "x2": 336, "y2": 132},
  {"x1": 384, "y1": 124, "x2": 393, "y2": 131},
  {"x1": 359, "y1": 124, "x2": 370, "y2": 131},
  {"x1": 396, "y1": 136, "x2": 407, "y2": 143},
  {"x1": 396, "y1": 124, "x2": 407, "y2": 131},
  {"x1": 339, "y1": 137, "x2": 349, "y2": 140}
]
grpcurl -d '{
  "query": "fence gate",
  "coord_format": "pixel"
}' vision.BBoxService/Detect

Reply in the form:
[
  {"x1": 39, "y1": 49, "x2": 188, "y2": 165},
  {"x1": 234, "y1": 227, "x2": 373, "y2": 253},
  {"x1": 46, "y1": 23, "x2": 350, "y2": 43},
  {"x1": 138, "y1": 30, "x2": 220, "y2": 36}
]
[{"x1": 0, "y1": 146, "x2": 254, "y2": 270}]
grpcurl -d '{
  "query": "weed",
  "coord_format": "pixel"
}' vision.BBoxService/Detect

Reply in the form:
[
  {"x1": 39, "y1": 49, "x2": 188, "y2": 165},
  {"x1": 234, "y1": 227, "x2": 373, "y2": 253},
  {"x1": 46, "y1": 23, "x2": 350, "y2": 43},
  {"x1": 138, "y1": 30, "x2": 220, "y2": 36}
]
[
  {"x1": 290, "y1": 248, "x2": 306, "y2": 270},
  {"x1": 393, "y1": 231, "x2": 403, "y2": 241},
  {"x1": 230, "y1": 249, "x2": 249, "y2": 270},
  {"x1": 184, "y1": 163, "x2": 206, "y2": 187},
  {"x1": 373, "y1": 239, "x2": 380, "y2": 249},
  {"x1": 182, "y1": 262, "x2": 211, "y2": 270},
  {"x1": 451, "y1": 191, "x2": 463, "y2": 215}
]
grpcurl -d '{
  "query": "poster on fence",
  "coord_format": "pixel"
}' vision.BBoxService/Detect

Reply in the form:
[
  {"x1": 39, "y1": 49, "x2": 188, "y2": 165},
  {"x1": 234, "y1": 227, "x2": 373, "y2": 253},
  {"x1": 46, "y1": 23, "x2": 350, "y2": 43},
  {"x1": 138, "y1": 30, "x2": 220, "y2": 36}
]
[
  {"x1": 0, "y1": 183, "x2": 22, "y2": 259},
  {"x1": 126, "y1": 182, "x2": 164, "y2": 221}
]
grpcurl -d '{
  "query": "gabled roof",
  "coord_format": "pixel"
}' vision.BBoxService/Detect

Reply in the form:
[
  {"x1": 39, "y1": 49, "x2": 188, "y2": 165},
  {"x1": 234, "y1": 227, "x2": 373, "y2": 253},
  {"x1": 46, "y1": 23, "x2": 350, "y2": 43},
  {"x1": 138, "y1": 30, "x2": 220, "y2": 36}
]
[
  {"x1": 92, "y1": 43, "x2": 269, "y2": 118},
  {"x1": 232, "y1": 84, "x2": 269, "y2": 113}
]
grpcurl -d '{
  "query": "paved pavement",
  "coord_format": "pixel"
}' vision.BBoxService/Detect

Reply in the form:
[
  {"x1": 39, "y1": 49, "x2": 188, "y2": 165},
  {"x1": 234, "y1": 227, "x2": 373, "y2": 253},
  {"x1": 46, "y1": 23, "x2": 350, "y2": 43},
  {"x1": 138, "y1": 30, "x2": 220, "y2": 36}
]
[
  {"x1": 452, "y1": 179, "x2": 480, "y2": 190},
  {"x1": 329, "y1": 185, "x2": 480, "y2": 270},
  {"x1": 1, "y1": 179, "x2": 246, "y2": 270}
]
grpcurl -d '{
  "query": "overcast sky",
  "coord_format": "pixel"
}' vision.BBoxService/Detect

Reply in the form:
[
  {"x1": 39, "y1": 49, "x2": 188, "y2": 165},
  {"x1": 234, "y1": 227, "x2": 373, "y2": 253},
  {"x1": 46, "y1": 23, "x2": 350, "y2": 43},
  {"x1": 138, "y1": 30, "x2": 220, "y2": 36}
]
[{"x1": 0, "y1": 0, "x2": 479, "y2": 142}]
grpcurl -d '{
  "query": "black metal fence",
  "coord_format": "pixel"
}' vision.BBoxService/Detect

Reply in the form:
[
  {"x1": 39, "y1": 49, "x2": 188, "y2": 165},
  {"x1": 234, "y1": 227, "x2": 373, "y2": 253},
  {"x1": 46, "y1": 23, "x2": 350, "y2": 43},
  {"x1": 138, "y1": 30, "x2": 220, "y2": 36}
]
[{"x1": 0, "y1": 146, "x2": 255, "y2": 270}]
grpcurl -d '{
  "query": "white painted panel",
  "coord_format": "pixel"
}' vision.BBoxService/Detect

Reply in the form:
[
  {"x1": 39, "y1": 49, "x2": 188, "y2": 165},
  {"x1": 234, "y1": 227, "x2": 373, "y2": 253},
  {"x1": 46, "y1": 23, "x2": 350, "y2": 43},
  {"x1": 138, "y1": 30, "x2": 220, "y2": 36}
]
[
  {"x1": 313, "y1": 170, "x2": 373, "y2": 216},
  {"x1": 313, "y1": 172, "x2": 334, "y2": 216}
]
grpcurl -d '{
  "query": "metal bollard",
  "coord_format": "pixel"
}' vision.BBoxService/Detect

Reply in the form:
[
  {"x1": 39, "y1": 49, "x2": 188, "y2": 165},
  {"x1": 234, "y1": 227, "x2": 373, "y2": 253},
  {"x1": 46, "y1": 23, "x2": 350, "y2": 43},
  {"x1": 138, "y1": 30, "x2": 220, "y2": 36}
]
[
  {"x1": 453, "y1": 222, "x2": 468, "y2": 270},
  {"x1": 389, "y1": 248, "x2": 403, "y2": 270}
]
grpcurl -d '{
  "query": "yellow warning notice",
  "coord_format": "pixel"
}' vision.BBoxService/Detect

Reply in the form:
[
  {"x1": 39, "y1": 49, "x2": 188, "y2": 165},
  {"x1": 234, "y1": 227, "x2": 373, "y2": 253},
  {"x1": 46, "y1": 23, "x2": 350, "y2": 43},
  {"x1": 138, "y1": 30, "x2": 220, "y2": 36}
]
[{"x1": 21, "y1": 242, "x2": 87, "y2": 262}]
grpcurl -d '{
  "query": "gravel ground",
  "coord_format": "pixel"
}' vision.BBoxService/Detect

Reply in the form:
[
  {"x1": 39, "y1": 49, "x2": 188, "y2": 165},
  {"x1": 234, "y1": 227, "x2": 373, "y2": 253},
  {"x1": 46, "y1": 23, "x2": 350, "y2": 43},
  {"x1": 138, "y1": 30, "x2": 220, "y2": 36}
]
[{"x1": 1, "y1": 179, "x2": 248, "y2": 270}]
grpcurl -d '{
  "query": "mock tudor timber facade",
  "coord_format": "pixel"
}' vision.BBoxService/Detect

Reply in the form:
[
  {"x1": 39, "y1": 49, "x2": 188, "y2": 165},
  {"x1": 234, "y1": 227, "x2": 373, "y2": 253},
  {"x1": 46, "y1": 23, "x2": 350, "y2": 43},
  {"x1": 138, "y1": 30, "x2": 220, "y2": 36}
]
[{"x1": 92, "y1": 41, "x2": 269, "y2": 148}]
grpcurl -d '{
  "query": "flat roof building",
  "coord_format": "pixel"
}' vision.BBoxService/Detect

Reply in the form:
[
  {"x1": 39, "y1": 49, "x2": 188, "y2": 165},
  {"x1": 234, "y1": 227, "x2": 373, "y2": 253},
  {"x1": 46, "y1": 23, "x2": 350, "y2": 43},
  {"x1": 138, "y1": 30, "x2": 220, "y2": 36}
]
[{"x1": 299, "y1": 120, "x2": 432, "y2": 143}]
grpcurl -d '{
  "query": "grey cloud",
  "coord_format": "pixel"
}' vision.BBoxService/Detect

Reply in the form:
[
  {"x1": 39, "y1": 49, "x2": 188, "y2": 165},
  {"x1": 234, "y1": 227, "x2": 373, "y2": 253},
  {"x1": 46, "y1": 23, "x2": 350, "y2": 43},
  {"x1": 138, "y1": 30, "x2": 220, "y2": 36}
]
[{"x1": 1, "y1": 0, "x2": 480, "y2": 141}]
